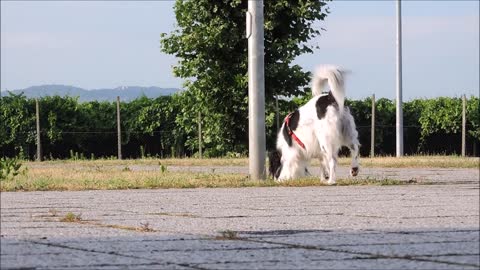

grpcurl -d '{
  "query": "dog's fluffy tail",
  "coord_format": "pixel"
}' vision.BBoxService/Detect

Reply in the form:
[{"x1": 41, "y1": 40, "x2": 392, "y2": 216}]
[
  {"x1": 312, "y1": 65, "x2": 347, "y2": 113},
  {"x1": 268, "y1": 150, "x2": 282, "y2": 179}
]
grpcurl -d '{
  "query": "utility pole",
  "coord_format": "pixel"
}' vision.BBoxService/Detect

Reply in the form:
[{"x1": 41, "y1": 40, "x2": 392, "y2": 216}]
[
  {"x1": 371, "y1": 94, "x2": 375, "y2": 158},
  {"x1": 116, "y1": 96, "x2": 122, "y2": 160},
  {"x1": 462, "y1": 95, "x2": 466, "y2": 157},
  {"x1": 36, "y1": 99, "x2": 41, "y2": 161},
  {"x1": 247, "y1": 0, "x2": 266, "y2": 180},
  {"x1": 198, "y1": 111, "x2": 202, "y2": 159},
  {"x1": 396, "y1": 0, "x2": 404, "y2": 157}
]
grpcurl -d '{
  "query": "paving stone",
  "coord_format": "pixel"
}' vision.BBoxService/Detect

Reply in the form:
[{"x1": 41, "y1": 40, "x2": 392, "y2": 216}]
[
  {"x1": 196, "y1": 258, "x2": 472, "y2": 270},
  {"x1": 1, "y1": 167, "x2": 479, "y2": 269}
]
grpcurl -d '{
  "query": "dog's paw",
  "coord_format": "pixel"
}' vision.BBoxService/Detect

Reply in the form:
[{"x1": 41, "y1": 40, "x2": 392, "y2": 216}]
[
  {"x1": 350, "y1": 167, "x2": 359, "y2": 177},
  {"x1": 275, "y1": 177, "x2": 287, "y2": 183},
  {"x1": 327, "y1": 180, "x2": 336, "y2": 185}
]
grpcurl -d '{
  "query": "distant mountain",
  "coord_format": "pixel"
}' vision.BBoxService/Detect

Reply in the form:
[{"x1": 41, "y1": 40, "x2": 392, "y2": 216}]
[{"x1": 3, "y1": 85, "x2": 181, "y2": 102}]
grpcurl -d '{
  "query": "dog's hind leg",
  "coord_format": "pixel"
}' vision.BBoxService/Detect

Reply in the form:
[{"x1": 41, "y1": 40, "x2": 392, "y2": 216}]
[{"x1": 349, "y1": 143, "x2": 360, "y2": 177}]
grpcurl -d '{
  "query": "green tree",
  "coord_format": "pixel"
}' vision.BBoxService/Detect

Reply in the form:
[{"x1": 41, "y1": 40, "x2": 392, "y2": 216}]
[
  {"x1": 0, "y1": 93, "x2": 36, "y2": 157},
  {"x1": 418, "y1": 96, "x2": 480, "y2": 154},
  {"x1": 466, "y1": 96, "x2": 479, "y2": 141},
  {"x1": 133, "y1": 95, "x2": 186, "y2": 157},
  {"x1": 161, "y1": 0, "x2": 330, "y2": 156}
]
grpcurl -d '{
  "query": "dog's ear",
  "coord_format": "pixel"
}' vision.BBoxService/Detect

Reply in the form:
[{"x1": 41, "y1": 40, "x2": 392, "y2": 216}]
[
  {"x1": 275, "y1": 165, "x2": 283, "y2": 179},
  {"x1": 268, "y1": 150, "x2": 282, "y2": 179}
]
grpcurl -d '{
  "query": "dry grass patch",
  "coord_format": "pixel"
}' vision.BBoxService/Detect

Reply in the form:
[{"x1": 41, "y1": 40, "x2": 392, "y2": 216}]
[
  {"x1": 31, "y1": 158, "x2": 248, "y2": 167},
  {"x1": 0, "y1": 166, "x2": 250, "y2": 191},
  {"x1": 5, "y1": 155, "x2": 471, "y2": 192},
  {"x1": 57, "y1": 211, "x2": 156, "y2": 232},
  {"x1": 359, "y1": 156, "x2": 478, "y2": 168},
  {"x1": 25, "y1": 155, "x2": 478, "y2": 169},
  {"x1": 0, "y1": 162, "x2": 407, "y2": 192}
]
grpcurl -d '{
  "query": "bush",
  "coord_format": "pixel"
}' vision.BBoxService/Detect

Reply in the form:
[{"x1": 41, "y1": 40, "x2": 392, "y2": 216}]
[{"x1": 0, "y1": 157, "x2": 27, "y2": 181}]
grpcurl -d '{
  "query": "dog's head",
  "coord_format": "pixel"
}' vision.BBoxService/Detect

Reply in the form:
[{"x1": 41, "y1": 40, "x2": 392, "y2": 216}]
[{"x1": 268, "y1": 150, "x2": 282, "y2": 179}]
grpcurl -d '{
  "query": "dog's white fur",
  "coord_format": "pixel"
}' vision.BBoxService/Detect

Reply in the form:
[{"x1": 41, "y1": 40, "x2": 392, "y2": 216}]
[{"x1": 275, "y1": 65, "x2": 360, "y2": 184}]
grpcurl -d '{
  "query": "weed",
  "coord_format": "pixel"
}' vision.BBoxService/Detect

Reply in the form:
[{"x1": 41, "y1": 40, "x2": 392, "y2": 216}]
[
  {"x1": 216, "y1": 230, "x2": 239, "y2": 240},
  {"x1": 122, "y1": 166, "x2": 131, "y2": 172},
  {"x1": 139, "y1": 222, "x2": 154, "y2": 232},
  {"x1": 159, "y1": 162, "x2": 167, "y2": 173},
  {"x1": 60, "y1": 212, "x2": 82, "y2": 222},
  {"x1": 34, "y1": 178, "x2": 50, "y2": 190},
  {"x1": 0, "y1": 157, "x2": 27, "y2": 181}
]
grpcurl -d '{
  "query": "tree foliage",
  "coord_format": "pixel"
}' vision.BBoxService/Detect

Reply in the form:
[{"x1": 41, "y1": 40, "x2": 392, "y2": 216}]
[
  {"x1": 0, "y1": 93, "x2": 36, "y2": 157},
  {"x1": 160, "y1": 0, "x2": 330, "y2": 156}
]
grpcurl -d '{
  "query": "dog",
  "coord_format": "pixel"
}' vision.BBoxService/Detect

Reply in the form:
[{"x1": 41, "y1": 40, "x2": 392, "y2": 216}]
[{"x1": 268, "y1": 65, "x2": 360, "y2": 184}]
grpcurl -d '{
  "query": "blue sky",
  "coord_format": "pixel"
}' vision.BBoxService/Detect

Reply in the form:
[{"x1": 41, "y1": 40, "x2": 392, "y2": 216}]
[{"x1": 1, "y1": 0, "x2": 478, "y2": 100}]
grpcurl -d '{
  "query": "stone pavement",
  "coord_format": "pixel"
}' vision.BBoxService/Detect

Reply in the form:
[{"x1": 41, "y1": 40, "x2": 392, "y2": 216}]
[{"x1": 1, "y1": 168, "x2": 479, "y2": 269}]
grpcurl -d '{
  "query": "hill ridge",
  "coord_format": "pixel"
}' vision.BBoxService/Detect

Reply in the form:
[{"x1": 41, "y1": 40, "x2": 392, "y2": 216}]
[{"x1": 3, "y1": 84, "x2": 180, "y2": 102}]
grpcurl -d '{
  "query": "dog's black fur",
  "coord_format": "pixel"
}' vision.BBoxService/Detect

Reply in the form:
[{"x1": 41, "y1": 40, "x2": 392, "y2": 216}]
[
  {"x1": 268, "y1": 150, "x2": 282, "y2": 179},
  {"x1": 316, "y1": 91, "x2": 338, "y2": 119}
]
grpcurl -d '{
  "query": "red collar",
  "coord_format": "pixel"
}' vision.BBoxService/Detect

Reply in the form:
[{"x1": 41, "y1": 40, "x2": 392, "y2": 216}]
[{"x1": 285, "y1": 113, "x2": 306, "y2": 150}]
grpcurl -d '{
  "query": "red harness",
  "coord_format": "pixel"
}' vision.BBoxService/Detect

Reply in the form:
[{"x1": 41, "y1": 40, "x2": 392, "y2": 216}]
[{"x1": 284, "y1": 113, "x2": 306, "y2": 150}]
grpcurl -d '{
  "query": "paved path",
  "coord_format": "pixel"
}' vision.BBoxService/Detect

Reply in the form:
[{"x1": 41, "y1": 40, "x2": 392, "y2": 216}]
[{"x1": 1, "y1": 168, "x2": 479, "y2": 269}]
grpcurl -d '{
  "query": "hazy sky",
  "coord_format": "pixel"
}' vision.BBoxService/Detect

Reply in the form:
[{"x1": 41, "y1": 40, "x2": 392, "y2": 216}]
[{"x1": 1, "y1": 1, "x2": 478, "y2": 99}]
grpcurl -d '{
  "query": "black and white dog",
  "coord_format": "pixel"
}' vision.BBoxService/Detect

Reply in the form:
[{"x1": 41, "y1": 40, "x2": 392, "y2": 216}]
[{"x1": 269, "y1": 65, "x2": 360, "y2": 184}]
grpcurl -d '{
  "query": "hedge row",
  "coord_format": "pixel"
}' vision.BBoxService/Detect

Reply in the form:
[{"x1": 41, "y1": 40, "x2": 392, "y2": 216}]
[{"x1": 1, "y1": 93, "x2": 478, "y2": 159}]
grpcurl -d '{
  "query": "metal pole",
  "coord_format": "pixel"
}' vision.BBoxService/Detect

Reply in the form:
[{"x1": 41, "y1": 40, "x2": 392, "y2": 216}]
[
  {"x1": 462, "y1": 95, "x2": 466, "y2": 157},
  {"x1": 371, "y1": 94, "x2": 375, "y2": 158},
  {"x1": 396, "y1": 0, "x2": 404, "y2": 157},
  {"x1": 198, "y1": 111, "x2": 202, "y2": 159},
  {"x1": 247, "y1": 0, "x2": 266, "y2": 180},
  {"x1": 116, "y1": 96, "x2": 122, "y2": 160},
  {"x1": 35, "y1": 99, "x2": 41, "y2": 162}
]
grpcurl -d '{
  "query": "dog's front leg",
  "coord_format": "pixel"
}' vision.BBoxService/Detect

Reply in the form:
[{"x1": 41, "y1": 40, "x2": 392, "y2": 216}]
[
  {"x1": 318, "y1": 145, "x2": 337, "y2": 185},
  {"x1": 318, "y1": 155, "x2": 329, "y2": 182},
  {"x1": 327, "y1": 155, "x2": 337, "y2": 185}
]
